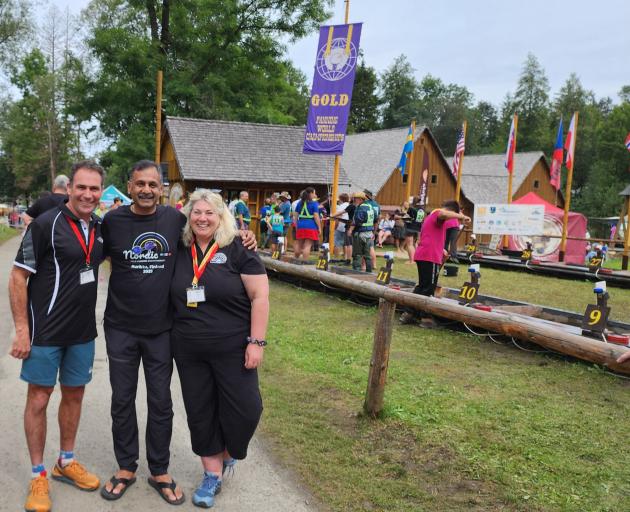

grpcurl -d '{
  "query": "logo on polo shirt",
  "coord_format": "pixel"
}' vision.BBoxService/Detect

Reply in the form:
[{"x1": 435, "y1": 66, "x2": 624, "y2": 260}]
[{"x1": 210, "y1": 253, "x2": 227, "y2": 264}]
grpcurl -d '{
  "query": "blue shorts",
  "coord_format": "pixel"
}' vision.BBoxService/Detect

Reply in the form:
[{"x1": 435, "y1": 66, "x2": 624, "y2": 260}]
[{"x1": 21, "y1": 341, "x2": 95, "y2": 387}]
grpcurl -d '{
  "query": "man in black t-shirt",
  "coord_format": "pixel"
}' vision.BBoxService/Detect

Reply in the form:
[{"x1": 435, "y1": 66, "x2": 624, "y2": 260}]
[
  {"x1": 100, "y1": 161, "x2": 186, "y2": 504},
  {"x1": 10, "y1": 161, "x2": 104, "y2": 512},
  {"x1": 22, "y1": 174, "x2": 69, "y2": 227},
  {"x1": 100, "y1": 161, "x2": 256, "y2": 504}
]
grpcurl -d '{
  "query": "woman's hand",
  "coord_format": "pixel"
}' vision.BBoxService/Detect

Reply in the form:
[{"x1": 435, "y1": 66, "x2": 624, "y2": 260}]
[{"x1": 245, "y1": 343, "x2": 264, "y2": 369}]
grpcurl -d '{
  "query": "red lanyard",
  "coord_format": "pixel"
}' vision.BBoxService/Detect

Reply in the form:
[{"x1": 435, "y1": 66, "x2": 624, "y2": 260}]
[
  {"x1": 191, "y1": 240, "x2": 219, "y2": 286},
  {"x1": 65, "y1": 215, "x2": 95, "y2": 266}
]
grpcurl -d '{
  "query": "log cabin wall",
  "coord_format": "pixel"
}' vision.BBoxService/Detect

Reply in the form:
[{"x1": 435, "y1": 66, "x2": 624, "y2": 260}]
[
  {"x1": 375, "y1": 132, "x2": 474, "y2": 249},
  {"x1": 376, "y1": 131, "x2": 473, "y2": 217}
]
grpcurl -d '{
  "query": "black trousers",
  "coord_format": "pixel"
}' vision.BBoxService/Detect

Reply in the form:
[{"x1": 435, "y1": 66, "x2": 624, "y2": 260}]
[
  {"x1": 172, "y1": 332, "x2": 263, "y2": 460},
  {"x1": 105, "y1": 326, "x2": 174, "y2": 475},
  {"x1": 414, "y1": 260, "x2": 441, "y2": 297}
]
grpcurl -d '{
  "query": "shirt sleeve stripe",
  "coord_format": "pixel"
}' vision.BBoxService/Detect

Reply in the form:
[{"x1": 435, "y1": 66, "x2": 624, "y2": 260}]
[
  {"x1": 20, "y1": 228, "x2": 37, "y2": 271},
  {"x1": 13, "y1": 261, "x2": 36, "y2": 274}
]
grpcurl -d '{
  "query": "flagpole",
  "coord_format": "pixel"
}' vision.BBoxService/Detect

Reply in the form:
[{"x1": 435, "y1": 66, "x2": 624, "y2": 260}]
[
  {"x1": 328, "y1": 0, "x2": 351, "y2": 254},
  {"x1": 405, "y1": 119, "x2": 416, "y2": 201},
  {"x1": 559, "y1": 111, "x2": 578, "y2": 262},
  {"x1": 455, "y1": 120, "x2": 467, "y2": 202},
  {"x1": 504, "y1": 114, "x2": 518, "y2": 249}
]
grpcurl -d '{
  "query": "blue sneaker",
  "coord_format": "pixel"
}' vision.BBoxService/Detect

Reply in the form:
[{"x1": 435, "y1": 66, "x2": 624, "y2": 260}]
[
  {"x1": 192, "y1": 472, "x2": 221, "y2": 508},
  {"x1": 222, "y1": 458, "x2": 236, "y2": 477}
]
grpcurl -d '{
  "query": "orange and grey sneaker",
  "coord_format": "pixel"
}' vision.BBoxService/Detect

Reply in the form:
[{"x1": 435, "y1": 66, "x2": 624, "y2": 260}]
[
  {"x1": 51, "y1": 460, "x2": 100, "y2": 491},
  {"x1": 24, "y1": 476, "x2": 51, "y2": 512}
]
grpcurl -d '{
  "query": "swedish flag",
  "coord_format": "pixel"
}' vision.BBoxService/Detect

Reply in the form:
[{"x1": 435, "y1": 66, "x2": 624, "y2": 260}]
[{"x1": 396, "y1": 125, "x2": 414, "y2": 175}]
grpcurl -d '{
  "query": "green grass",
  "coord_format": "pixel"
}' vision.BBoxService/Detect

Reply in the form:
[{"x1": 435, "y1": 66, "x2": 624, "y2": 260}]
[
  {"x1": 260, "y1": 281, "x2": 630, "y2": 511},
  {"x1": 0, "y1": 224, "x2": 20, "y2": 244},
  {"x1": 380, "y1": 254, "x2": 630, "y2": 322}
]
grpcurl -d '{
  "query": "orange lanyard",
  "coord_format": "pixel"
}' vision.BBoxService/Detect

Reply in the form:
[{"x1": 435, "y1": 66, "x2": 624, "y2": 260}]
[{"x1": 191, "y1": 240, "x2": 219, "y2": 287}]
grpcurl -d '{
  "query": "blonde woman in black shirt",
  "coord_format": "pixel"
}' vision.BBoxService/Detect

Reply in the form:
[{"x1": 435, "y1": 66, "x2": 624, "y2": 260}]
[{"x1": 170, "y1": 189, "x2": 269, "y2": 509}]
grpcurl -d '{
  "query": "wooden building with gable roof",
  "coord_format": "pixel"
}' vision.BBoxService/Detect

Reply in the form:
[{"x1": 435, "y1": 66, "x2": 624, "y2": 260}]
[
  {"x1": 460, "y1": 152, "x2": 564, "y2": 209},
  {"x1": 343, "y1": 127, "x2": 473, "y2": 214},
  {"x1": 160, "y1": 116, "x2": 351, "y2": 233}
]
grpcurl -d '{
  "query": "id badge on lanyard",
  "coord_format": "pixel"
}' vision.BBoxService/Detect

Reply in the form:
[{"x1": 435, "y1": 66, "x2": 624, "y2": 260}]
[
  {"x1": 187, "y1": 241, "x2": 218, "y2": 308},
  {"x1": 80, "y1": 266, "x2": 95, "y2": 285},
  {"x1": 186, "y1": 286, "x2": 206, "y2": 307}
]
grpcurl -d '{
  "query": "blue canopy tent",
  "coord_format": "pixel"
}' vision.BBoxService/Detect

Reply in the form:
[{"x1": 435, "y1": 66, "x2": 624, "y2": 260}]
[{"x1": 101, "y1": 185, "x2": 131, "y2": 206}]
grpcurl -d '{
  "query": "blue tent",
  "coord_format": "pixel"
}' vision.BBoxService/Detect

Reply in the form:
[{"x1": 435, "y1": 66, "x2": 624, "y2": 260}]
[{"x1": 101, "y1": 185, "x2": 131, "y2": 206}]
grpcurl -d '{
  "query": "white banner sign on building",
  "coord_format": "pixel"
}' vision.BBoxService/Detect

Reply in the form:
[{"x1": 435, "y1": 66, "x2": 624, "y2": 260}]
[{"x1": 473, "y1": 204, "x2": 544, "y2": 236}]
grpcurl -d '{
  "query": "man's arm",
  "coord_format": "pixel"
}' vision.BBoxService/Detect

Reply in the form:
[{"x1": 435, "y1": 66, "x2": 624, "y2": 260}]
[
  {"x1": 21, "y1": 213, "x2": 33, "y2": 227},
  {"x1": 9, "y1": 266, "x2": 32, "y2": 359}
]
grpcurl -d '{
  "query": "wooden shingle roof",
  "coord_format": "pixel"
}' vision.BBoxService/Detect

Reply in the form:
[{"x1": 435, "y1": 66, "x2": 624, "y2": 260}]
[
  {"x1": 459, "y1": 152, "x2": 546, "y2": 204},
  {"x1": 164, "y1": 116, "x2": 350, "y2": 185},
  {"x1": 342, "y1": 126, "x2": 452, "y2": 194}
]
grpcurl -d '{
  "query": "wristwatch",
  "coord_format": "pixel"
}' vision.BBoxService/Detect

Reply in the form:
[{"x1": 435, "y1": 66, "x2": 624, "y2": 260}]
[{"x1": 247, "y1": 336, "x2": 268, "y2": 347}]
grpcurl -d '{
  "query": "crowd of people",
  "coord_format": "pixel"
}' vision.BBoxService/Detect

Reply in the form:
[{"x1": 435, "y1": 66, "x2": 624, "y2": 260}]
[
  {"x1": 9, "y1": 160, "x2": 265, "y2": 511},
  {"x1": 251, "y1": 187, "x2": 474, "y2": 327}
]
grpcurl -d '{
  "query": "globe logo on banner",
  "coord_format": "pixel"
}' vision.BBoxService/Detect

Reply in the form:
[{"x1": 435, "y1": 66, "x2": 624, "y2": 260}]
[{"x1": 316, "y1": 38, "x2": 357, "y2": 81}]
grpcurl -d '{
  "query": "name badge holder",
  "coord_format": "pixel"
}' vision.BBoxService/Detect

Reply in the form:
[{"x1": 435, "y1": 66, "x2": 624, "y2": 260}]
[
  {"x1": 186, "y1": 285, "x2": 206, "y2": 308},
  {"x1": 80, "y1": 266, "x2": 95, "y2": 285}
]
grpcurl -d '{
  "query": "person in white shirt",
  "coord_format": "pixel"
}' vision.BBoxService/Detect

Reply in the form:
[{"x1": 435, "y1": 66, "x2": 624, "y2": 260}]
[
  {"x1": 330, "y1": 193, "x2": 352, "y2": 261},
  {"x1": 377, "y1": 213, "x2": 395, "y2": 248}
]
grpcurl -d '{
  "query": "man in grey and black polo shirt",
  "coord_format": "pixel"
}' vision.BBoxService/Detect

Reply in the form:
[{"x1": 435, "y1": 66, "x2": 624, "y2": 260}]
[{"x1": 10, "y1": 161, "x2": 105, "y2": 512}]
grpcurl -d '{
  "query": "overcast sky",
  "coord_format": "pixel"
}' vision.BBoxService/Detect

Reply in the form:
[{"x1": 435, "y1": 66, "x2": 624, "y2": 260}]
[{"x1": 51, "y1": 0, "x2": 630, "y2": 106}]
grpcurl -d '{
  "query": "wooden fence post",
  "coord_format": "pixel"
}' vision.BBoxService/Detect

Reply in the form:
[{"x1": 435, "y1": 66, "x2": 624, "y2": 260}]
[{"x1": 364, "y1": 298, "x2": 396, "y2": 417}]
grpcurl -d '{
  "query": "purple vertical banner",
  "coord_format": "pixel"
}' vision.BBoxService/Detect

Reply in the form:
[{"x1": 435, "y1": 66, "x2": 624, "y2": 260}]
[{"x1": 303, "y1": 23, "x2": 363, "y2": 155}]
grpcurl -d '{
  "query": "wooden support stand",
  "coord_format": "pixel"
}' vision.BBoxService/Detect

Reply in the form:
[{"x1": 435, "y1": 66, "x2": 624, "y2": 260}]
[{"x1": 364, "y1": 299, "x2": 396, "y2": 417}]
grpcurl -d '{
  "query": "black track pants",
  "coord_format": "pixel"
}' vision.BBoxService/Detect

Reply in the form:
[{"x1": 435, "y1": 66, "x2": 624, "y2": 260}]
[
  {"x1": 172, "y1": 332, "x2": 263, "y2": 460},
  {"x1": 105, "y1": 326, "x2": 174, "y2": 476},
  {"x1": 414, "y1": 260, "x2": 440, "y2": 297}
]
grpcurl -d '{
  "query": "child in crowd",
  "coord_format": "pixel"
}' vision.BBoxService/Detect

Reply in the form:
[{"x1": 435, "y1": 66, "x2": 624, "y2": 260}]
[
  {"x1": 377, "y1": 213, "x2": 395, "y2": 248},
  {"x1": 267, "y1": 205, "x2": 286, "y2": 255}
]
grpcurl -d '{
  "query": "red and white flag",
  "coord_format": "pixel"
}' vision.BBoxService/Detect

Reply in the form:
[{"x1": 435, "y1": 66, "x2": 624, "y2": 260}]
[
  {"x1": 564, "y1": 113, "x2": 578, "y2": 171},
  {"x1": 504, "y1": 114, "x2": 518, "y2": 174},
  {"x1": 625, "y1": 132, "x2": 630, "y2": 152},
  {"x1": 452, "y1": 123, "x2": 466, "y2": 178}
]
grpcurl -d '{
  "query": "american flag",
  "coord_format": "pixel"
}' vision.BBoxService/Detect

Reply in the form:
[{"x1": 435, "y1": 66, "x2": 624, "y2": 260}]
[
  {"x1": 451, "y1": 124, "x2": 466, "y2": 178},
  {"x1": 625, "y1": 132, "x2": 630, "y2": 152}
]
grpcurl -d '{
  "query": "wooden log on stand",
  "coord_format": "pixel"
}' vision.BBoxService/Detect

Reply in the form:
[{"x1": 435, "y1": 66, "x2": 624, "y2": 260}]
[{"x1": 262, "y1": 256, "x2": 630, "y2": 375}]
